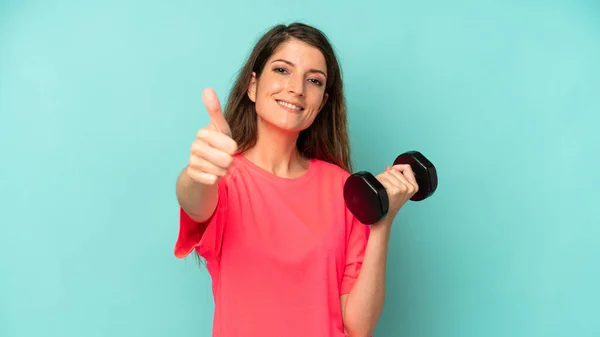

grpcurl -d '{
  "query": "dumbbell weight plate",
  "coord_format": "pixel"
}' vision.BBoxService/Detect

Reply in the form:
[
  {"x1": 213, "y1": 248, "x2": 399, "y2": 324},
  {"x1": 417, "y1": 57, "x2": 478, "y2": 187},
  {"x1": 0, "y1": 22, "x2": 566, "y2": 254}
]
[
  {"x1": 393, "y1": 151, "x2": 438, "y2": 201},
  {"x1": 343, "y1": 172, "x2": 389, "y2": 225}
]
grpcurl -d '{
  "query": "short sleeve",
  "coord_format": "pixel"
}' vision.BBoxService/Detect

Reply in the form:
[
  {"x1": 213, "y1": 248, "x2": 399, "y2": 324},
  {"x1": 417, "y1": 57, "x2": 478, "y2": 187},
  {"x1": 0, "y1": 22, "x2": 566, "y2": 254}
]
[
  {"x1": 340, "y1": 210, "x2": 370, "y2": 295},
  {"x1": 173, "y1": 180, "x2": 228, "y2": 262}
]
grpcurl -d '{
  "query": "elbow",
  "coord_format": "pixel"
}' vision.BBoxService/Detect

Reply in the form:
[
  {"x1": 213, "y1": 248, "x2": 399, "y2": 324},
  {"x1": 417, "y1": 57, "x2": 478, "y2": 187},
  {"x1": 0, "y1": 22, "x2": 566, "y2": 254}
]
[
  {"x1": 343, "y1": 319, "x2": 375, "y2": 337},
  {"x1": 342, "y1": 293, "x2": 384, "y2": 337},
  {"x1": 344, "y1": 327, "x2": 372, "y2": 337},
  {"x1": 343, "y1": 305, "x2": 380, "y2": 337}
]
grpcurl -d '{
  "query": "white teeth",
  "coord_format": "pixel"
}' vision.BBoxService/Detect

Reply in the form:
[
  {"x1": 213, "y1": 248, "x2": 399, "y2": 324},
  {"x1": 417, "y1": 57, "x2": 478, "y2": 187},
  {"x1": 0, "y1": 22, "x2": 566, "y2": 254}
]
[{"x1": 278, "y1": 100, "x2": 302, "y2": 111}]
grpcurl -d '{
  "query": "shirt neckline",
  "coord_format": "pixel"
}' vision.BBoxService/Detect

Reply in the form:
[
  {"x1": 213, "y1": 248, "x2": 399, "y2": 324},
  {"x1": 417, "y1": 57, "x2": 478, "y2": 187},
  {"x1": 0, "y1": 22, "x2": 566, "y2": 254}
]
[{"x1": 235, "y1": 153, "x2": 319, "y2": 185}]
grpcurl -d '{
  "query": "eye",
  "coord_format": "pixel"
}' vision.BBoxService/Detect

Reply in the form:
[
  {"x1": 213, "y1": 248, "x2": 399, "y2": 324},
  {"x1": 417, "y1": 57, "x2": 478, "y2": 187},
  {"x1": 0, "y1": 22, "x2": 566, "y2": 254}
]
[
  {"x1": 273, "y1": 67, "x2": 288, "y2": 74},
  {"x1": 308, "y1": 78, "x2": 323, "y2": 86}
]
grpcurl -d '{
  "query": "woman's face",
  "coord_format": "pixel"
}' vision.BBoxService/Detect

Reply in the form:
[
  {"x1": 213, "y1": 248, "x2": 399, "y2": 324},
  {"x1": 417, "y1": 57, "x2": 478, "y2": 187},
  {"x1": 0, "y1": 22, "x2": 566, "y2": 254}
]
[{"x1": 248, "y1": 38, "x2": 329, "y2": 133}]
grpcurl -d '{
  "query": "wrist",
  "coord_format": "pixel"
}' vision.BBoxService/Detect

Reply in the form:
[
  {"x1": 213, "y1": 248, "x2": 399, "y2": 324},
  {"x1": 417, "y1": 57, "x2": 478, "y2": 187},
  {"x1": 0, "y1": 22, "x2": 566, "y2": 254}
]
[
  {"x1": 370, "y1": 219, "x2": 392, "y2": 239},
  {"x1": 374, "y1": 215, "x2": 393, "y2": 229}
]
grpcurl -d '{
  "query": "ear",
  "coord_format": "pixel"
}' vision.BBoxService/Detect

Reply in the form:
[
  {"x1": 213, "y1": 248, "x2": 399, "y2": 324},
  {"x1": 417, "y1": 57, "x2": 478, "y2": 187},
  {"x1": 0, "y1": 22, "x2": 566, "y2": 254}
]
[
  {"x1": 247, "y1": 72, "x2": 257, "y2": 102},
  {"x1": 318, "y1": 92, "x2": 329, "y2": 111}
]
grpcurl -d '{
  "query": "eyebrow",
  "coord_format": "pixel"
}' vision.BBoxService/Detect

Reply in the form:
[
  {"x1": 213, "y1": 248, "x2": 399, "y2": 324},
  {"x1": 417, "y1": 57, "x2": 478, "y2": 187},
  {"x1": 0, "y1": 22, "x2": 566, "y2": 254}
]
[{"x1": 271, "y1": 59, "x2": 327, "y2": 78}]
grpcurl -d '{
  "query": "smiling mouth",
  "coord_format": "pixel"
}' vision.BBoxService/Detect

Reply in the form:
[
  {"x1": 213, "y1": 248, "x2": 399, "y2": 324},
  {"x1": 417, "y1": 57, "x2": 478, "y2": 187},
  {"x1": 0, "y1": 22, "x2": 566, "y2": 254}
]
[{"x1": 276, "y1": 100, "x2": 304, "y2": 111}]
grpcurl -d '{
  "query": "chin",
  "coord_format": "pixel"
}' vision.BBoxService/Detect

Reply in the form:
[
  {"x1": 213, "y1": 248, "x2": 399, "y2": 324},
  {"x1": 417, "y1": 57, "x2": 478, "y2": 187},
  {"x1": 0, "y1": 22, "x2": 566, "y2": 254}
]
[
  {"x1": 258, "y1": 114, "x2": 311, "y2": 134},
  {"x1": 266, "y1": 118, "x2": 308, "y2": 133}
]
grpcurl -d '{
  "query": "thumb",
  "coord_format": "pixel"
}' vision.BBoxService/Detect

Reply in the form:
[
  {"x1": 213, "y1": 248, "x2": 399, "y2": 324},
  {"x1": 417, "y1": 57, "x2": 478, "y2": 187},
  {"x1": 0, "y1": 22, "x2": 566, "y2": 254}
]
[{"x1": 202, "y1": 88, "x2": 231, "y2": 136}]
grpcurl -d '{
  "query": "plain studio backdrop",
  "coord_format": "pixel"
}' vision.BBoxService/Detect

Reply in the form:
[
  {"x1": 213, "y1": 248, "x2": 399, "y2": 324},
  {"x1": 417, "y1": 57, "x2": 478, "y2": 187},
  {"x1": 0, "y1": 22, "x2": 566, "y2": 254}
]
[{"x1": 1, "y1": 1, "x2": 599, "y2": 336}]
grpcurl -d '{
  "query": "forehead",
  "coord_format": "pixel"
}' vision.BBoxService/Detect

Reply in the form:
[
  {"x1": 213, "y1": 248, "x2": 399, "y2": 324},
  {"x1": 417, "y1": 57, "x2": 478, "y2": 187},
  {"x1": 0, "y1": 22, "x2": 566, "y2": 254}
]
[{"x1": 269, "y1": 38, "x2": 327, "y2": 73}]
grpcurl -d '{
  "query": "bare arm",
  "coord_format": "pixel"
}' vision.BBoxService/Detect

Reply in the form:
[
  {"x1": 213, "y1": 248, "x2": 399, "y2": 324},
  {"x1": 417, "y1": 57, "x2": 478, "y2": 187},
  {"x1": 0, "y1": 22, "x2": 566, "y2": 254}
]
[
  {"x1": 341, "y1": 164, "x2": 419, "y2": 336},
  {"x1": 341, "y1": 221, "x2": 391, "y2": 337},
  {"x1": 176, "y1": 166, "x2": 219, "y2": 222},
  {"x1": 177, "y1": 88, "x2": 236, "y2": 222}
]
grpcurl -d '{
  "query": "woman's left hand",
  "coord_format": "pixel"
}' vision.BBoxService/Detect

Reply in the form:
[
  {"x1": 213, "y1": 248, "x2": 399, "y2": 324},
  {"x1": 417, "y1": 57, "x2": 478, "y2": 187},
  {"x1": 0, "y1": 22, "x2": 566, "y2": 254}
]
[{"x1": 374, "y1": 164, "x2": 419, "y2": 225}]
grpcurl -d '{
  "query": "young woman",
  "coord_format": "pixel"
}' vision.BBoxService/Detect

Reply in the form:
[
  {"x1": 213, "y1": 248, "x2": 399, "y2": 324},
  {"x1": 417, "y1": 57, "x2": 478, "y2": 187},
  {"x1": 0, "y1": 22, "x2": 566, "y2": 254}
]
[{"x1": 174, "y1": 22, "x2": 419, "y2": 337}]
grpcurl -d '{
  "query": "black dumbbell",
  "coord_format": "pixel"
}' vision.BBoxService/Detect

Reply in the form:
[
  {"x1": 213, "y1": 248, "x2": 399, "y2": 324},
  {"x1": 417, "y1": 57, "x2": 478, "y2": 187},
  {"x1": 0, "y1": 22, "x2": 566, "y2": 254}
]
[{"x1": 343, "y1": 151, "x2": 438, "y2": 225}]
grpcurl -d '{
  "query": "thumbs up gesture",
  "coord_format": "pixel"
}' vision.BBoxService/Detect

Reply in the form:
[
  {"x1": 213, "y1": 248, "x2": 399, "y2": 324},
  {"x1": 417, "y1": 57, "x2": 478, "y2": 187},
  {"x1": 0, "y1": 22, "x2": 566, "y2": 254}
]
[{"x1": 186, "y1": 88, "x2": 238, "y2": 185}]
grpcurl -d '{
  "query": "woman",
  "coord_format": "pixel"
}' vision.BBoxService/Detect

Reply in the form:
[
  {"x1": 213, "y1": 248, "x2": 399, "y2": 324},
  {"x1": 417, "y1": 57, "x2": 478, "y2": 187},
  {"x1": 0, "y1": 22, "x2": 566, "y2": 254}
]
[{"x1": 174, "y1": 22, "x2": 418, "y2": 337}]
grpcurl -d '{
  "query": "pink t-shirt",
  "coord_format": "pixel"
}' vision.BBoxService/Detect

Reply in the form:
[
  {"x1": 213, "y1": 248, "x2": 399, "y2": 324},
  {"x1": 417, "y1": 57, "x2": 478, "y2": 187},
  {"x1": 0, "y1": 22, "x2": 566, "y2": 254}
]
[{"x1": 174, "y1": 154, "x2": 370, "y2": 337}]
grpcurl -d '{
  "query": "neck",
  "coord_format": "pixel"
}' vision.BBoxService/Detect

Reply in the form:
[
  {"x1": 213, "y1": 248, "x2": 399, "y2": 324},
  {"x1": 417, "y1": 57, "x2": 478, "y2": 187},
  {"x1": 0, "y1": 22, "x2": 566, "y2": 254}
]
[{"x1": 243, "y1": 117, "x2": 309, "y2": 178}]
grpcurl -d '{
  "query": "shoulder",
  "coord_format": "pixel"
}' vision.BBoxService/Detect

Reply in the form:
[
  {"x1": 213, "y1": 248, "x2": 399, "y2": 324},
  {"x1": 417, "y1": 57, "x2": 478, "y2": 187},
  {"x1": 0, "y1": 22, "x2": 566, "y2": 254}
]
[{"x1": 310, "y1": 159, "x2": 352, "y2": 181}]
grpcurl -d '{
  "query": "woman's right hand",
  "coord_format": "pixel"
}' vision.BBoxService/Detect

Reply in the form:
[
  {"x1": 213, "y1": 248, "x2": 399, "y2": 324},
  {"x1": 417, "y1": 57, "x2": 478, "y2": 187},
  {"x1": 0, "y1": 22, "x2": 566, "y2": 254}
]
[{"x1": 186, "y1": 88, "x2": 238, "y2": 185}]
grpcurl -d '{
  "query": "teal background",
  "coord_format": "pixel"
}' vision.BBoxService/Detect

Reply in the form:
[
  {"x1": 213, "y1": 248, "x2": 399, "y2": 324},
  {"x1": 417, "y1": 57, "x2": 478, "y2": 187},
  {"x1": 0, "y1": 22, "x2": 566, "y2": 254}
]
[{"x1": 1, "y1": 0, "x2": 599, "y2": 336}]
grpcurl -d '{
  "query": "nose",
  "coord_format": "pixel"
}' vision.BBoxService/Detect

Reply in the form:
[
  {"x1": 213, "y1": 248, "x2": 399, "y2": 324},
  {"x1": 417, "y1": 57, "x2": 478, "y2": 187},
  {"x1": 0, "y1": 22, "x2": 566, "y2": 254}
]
[{"x1": 287, "y1": 75, "x2": 305, "y2": 96}]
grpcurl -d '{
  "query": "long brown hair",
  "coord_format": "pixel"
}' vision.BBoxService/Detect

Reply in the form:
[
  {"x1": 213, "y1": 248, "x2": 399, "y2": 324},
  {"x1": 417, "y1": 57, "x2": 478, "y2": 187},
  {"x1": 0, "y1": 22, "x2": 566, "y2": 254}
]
[{"x1": 223, "y1": 22, "x2": 353, "y2": 172}]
